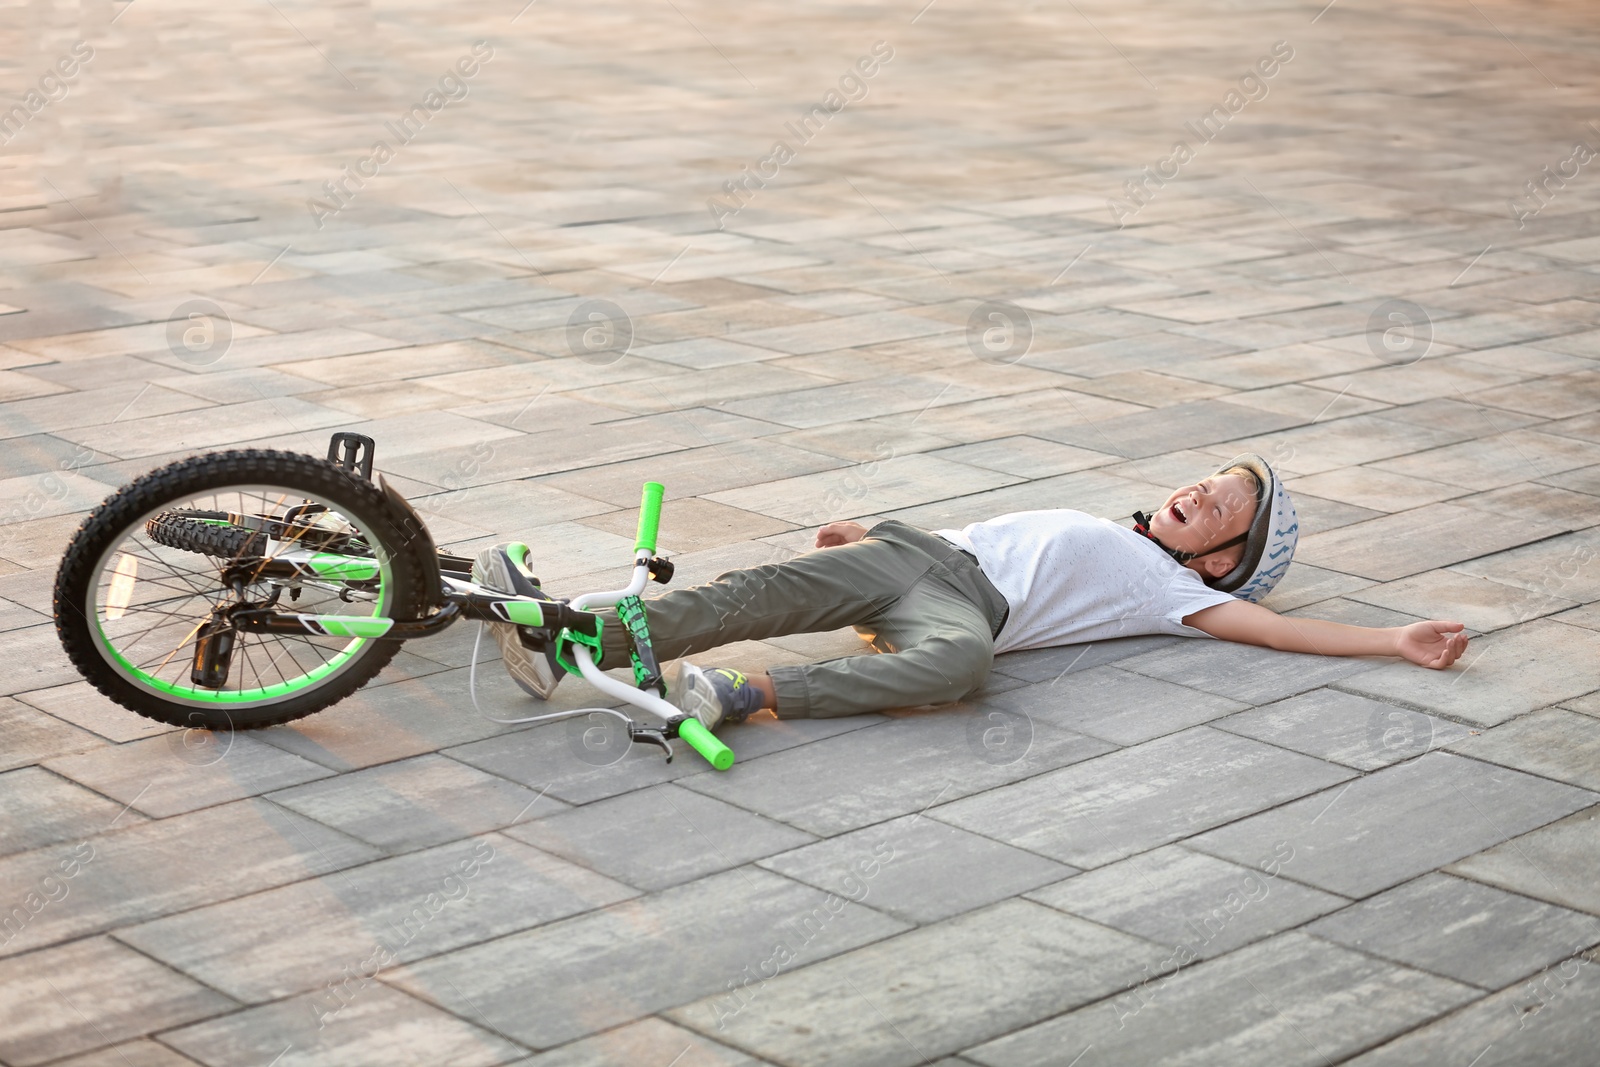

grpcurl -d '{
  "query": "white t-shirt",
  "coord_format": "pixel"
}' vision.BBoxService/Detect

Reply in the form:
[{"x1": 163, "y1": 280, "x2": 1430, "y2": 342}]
[{"x1": 934, "y1": 510, "x2": 1236, "y2": 655}]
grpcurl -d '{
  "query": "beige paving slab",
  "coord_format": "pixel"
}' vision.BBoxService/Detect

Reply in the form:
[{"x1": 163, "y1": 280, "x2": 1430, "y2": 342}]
[
  {"x1": 577, "y1": 496, "x2": 794, "y2": 555},
  {"x1": 1165, "y1": 344, "x2": 1381, "y2": 389},
  {"x1": 1050, "y1": 369, "x2": 1229, "y2": 407},
  {"x1": 60, "y1": 397, "x2": 355, "y2": 460},
  {"x1": 540, "y1": 439, "x2": 846, "y2": 507},
  {"x1": 1295, "y1": 503, "x2": 1569, "y2": 581},
  {"x1": 1348, "y1": 569, "x2": 1579, "y2": 632},
  {"x1": 924, "y1": 436, "x2": 1116, "y2": 479},
  {"x1": 0, "y1": 937, "x2": 233, "y2": 1067},
  {"x1": 161, "y1": 982, "x2": 526, "y2": 1067},
  {"x1": 40, "y1": 1038, "x2": 206, "y2": 1067},
  {"x1": 44, "y1": 734, "x2": 337, "y2": 819},
  {"x1": 1372, "y1": 431, "x2": 1600, "y2": 491},
  {"x1": 507, "y1": 1017, "x2": 764, "y2": 1067},
  {"x1": 707, "y1": 453, "x2": 1025, "y2": 526},
  {"x1": 1285, "y1": 466, "x2": 1468, "y2": 513},
  {"x1": 1222, "y1": 413, "x2": 1469, "y2": 477},
  {"x1": 1454, "y1": 482, "x2": 1600, "y2": 531}
]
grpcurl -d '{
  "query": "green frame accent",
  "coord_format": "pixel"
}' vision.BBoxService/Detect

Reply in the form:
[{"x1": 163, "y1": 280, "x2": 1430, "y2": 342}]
[
  {"x1": 499, "y1": 599, "x2": 546, "y2": 626},
  {"x1": 635, "y1": 482, "x2": 664, "y2": 553},
  {"x1": 305, "y1": 615, "x2": 394, "y2": 638},
  {"x1": 615, "y1": 594, "x2": 656, "y2": 689},
  {"x1": 553, "y1": 615, "x2": 605, "y2": 678},
  {"x1": 305, "y1": 553, "x2": 380, "y2": 581}
]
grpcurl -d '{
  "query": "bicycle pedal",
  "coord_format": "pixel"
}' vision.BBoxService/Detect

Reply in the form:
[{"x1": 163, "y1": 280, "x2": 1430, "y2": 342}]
[{"x1": 326, "y1": 432, "x2": 376, "y2": 480}]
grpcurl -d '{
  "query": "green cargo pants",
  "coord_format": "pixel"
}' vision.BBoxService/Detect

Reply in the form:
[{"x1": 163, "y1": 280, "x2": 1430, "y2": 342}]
[{"x1": 596, "y1": 520, "x2": 1010, "y2": 719}]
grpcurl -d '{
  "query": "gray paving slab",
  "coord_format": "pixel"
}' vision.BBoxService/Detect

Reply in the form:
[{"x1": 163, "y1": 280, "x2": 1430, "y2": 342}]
[
  {"x1": 506, "y1": 783, "x2": 815, "y2": 892},
  {"x1": 1449, "y1": 527, "x2": 1600, "y2": 603},
  {"x1": 0, "y1": 624, "x2": 97, "y2": 698},
  {"x1": 1348, "y1": 569, "x2": 1580, "y2": 632},
  {"x1": 118, "y1": 833, "x2": 634, "y2": 1002},
  {"x1": 249, "y1": 667, "x2": 594, "y2": 773},
  {"x1": 1043, "y1": 400, "x2": 1305, "y2": 460},
  {"x1": 43, "y1": 733, "x2": 335, "y2": 819},
  {"x1": 1341, "y1": 619, "x2": 1600, "y2": 726},
  {"x1": 757, "y1": 812, "x2": 1074, "y2": 926},
  {"x1": 679, "y1": 706, "x2": 1115, "y2": 837},
  {"x1": 1308, "y1": 873, "x2": 1600, "y2": 990},
  {"x1": 161, "y1": 982, "x2": 527, "y2": 1067},
  {"x1": 41, "y1": 1039, "x2": 207, "y2": 1067},
  {"x1": 1188, "y1": 754, "x2": 1598, "y2": 899},
  {"x1": 1213, "y1": 688, "x2": 1472, "y2": 771},
  {"x1": 667, "y1": 900, "x2": 1153, "y2": 1067},
  {"x1": 988, "y1": 634, "x2": 1181, "y2": 684},
  {"x1": 0, "y1": 766, "x2": 143, "y2": 858},
  {"x1": 1445, "y1": 708, "x2": 1600, "y2": 791},
  {"x1": 0, "y1": 799, "x2": 378, "y2": 959},
  {"x1": 5, "y1": 0, "x2": 1600, "y2": 1055},
  {"x1": 0, "y1": 937, "x2": 233, "y2": 1067},
  {"x1": 512, "y1": 1017, "x2": 769, "y2": 1067},
  {"x1": 267, "y1": 752, "x2": 564, "y2": 853},
  {"x1": 386, "y1": 867, "x2": 910, "y2": 1050},
  {"x1": 964, "y1": 932, "x2": 1477, "y2": 1067},
  {"x1": 1114, "y1": 638, "x2": 1381, "y2": 706},
  {"x1": 1447, "y1": 805, "x2": 1600, "y2": 917},
  {"x1": 1026, "y1": 845, "x2": 1346, "y2": 960},
  {"x1": 990, "y1": 666, "x2": 1249, "y2": 746},
  {"x1": 447, "y1": 710, "x2": 886, "y2": 807},
  {"x1": 1340, "y1": 951, "x2": 1600, "y2": 1066},
  {"x1": 0, "y1": 696, "x2": 107, "y2": 773},
  {"x1": 931, "y1": 727, "x2": 1354, "y2": 868}
]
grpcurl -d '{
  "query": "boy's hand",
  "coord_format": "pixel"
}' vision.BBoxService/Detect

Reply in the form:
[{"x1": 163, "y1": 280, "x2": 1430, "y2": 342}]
[
  {"x1": 816, "y1": 521, "x2": 868, "y2": 548},
  {"x1": 1395, "y1": 621, "x2": 1469, "y2": 669}
]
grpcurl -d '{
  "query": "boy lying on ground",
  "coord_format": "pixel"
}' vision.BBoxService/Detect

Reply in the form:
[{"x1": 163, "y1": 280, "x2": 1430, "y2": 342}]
[{"x1": 470, "y1": 454, "x2": 1470, "y2": 731}]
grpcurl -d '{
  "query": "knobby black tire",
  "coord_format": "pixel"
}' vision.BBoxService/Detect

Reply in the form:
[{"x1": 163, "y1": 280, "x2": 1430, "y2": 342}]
[
  {"x1": 145, "y1": 510, "x2": 264, "y2": 559},
  {"x1": 54, "y1": 449, "x2": 438, "y2": 731}
]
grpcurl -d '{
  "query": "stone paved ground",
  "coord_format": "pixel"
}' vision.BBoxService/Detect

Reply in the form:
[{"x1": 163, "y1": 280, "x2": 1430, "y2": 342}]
[{"x1": 2, "y1": 0, "x2": 1599, "y2": 1063}]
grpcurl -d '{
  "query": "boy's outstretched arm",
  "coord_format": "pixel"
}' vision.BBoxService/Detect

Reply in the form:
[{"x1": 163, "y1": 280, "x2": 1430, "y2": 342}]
[{"x1": 1185, "y1": 600, "x2": 1470, "y2": 669}]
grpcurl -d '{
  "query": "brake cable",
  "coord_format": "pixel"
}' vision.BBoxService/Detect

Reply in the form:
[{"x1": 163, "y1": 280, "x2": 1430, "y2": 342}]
[{"x1": 465, "y1": 620, "x2": 631, "y2": 728}]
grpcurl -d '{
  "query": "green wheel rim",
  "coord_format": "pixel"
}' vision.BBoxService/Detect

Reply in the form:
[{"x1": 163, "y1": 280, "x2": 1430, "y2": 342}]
[{"x1": 85, "y1": 485, "x2": 396, "y2": 710}]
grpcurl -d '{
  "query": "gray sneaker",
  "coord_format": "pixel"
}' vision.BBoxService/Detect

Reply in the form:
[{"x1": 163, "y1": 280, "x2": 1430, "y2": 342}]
[
  {"x1": 663, "y1": 661, "x2": 761, "y2": 731},
  {"x1": 472, "y1": 542, "x2": 562, "y2": 700}
]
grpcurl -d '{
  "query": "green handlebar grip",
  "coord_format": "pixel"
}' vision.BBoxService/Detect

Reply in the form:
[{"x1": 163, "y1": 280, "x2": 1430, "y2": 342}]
[
  {"x1": 635, "y1": 481, "x2": 665, "y2": 553},
  {"x1": 677, "y1": 718, "x2": 735, "y2": 770}
]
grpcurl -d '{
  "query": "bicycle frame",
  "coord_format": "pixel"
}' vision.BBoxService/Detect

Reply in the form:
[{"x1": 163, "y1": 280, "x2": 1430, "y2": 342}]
[{"x1": 233, "y1": 476, "x2": 733, "y2": 769}]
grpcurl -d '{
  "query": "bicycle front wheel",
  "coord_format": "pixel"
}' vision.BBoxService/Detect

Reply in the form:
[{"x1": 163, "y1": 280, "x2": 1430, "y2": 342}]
[{"x1": 54, "y1": 449, "x2": 435, "y2": 730}]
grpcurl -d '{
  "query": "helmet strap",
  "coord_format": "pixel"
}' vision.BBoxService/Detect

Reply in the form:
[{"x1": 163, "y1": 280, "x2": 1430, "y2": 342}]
[{"x1": 1132, "y1": 511, "x2": 1250, "y2": 566}]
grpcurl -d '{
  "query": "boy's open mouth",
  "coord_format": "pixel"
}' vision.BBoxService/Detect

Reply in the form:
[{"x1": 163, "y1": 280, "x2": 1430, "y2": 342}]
[{"x1": 1170, "y1": 502, "x2": 1188, "y2": 524}]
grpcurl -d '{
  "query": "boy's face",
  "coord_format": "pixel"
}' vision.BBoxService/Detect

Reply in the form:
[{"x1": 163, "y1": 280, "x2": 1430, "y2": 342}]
[{"x1": 1150, "y1": 472, "x2": 1257, "y2": 578}]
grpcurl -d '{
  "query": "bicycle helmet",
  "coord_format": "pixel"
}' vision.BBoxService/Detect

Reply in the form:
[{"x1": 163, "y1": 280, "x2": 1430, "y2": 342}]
[
  {"x1": 1210, "y1": 453, "x2": 1298, "y2": 602},
  {"x1": 1133, "y1": 453, "x2": 1298, "y2": 603}
]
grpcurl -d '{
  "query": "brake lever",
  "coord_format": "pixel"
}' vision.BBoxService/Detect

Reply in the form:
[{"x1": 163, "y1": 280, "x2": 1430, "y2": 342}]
[{"x1": 628, "y1": 723, "x2": 674, "y2": 762}]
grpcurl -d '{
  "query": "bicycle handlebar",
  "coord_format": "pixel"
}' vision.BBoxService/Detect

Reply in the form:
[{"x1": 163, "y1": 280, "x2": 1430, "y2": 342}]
[
  {"x1": 635, "y1": 481, "x2": 664, "y2": 554},
  {"x1": 677, "y1": 716, "x2": 735, "y2": 770}
]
